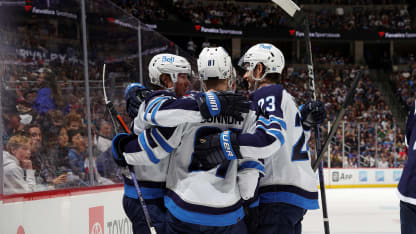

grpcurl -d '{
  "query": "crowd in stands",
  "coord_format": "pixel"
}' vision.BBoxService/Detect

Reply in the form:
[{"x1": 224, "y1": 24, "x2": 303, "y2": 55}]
[
  {"x1": 312, "y1": 51, "x2": 353, "y2": 65},
  {"x1": 391, "y1": 65, "x2": 416, "y2": 111},
  {"x1": 107, "y1": 0, "x2": 415, "y2": 31},
  {"x1": 1, "y1": 62, "x2": 128, "y2": 194},
  {"x1": 171, "y1": 1, "x2": 415, "y2": 31},
  {"x1": 111, "y1": 0, "x2": 168, "y2": 23}
]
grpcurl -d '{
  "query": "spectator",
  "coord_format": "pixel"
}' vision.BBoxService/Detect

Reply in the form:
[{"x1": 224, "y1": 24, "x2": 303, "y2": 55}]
[
  {"x1": 2, "y1": 111, "x2": 23, "y2": 145},
  {"x1": 3, "y1": 134, "x2": 36, "y2": 194},
  {"x1": 377, "y1": 156, "x2": 389, "y2": 168},
  {"x1": 33, "y1": 67, "x2": 66, "y2": 115},
  {"x1": 67, "y1": 128, "x2": 88, "y2": 180},
  {"x1": 44, "y1": 127, "x2": 71, "y2": 187},
  {"x1": 94, "y1": 120, "x2": 113, "y2": 154},
  {"x1": 24, "y1": 124, "x2": 49, "y2": 184},
  {"x1": 64, "y1": 113, "x2": 83, "y2": 131}
]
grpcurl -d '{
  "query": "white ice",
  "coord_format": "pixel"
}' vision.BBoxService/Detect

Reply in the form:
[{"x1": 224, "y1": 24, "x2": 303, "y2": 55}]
[{"x1": 303, "y1": 187, "x2": 400, "y2": 234}]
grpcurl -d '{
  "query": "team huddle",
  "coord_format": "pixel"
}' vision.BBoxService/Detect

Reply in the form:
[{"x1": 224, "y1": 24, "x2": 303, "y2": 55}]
[{"x1": 111, "y1": 43, "x2": 326, "y2": 234}]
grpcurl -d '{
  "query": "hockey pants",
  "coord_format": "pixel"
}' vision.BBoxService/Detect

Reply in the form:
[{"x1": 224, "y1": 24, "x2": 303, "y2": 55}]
[
  {"x1": 165, "y1": 210, "x2": 248, "y2": 234},
  {"x1": 123, "y1": 195, "x2": 166, "y2": 234},
  {"x1": 256, "y1": 203, "x2": 305, "y2": 234},
  {"x1": 400, "y1": 200, "x2": 416, "y2": 234}
]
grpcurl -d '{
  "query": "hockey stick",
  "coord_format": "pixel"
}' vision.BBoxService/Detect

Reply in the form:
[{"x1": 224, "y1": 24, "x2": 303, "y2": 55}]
[
  {"x1": 102, "y1": 64, "x2": 157, "y2": 234},
  {"x1": 270, "y1": 1, "x2": 330, "y2": 233},
  {"x1": 312, "y1": 70, "x2": 362, "y2": 172}
]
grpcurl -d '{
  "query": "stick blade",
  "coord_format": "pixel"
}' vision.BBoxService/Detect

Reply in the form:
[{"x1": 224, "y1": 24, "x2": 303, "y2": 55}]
[{"x1": 271, "y1": 0, "x2": 300, "y2": 17}]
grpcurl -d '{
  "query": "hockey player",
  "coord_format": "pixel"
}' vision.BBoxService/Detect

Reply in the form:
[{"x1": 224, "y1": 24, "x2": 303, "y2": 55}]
[
  {"x1": 118, "y1": 52, "x2": 251, "y2": 234},
  {"x1": 120, "y1": 53, "x2": 192, "y2": 234},
  {"x1": 113, "y1": 47, "x2": 261, "y2": 233},
  {"x1": 397, "y1": 100, "x2": 416, "y2": 234},
  {"x1": 193, "y1": 43, "x2": 325, "y2": 234}
]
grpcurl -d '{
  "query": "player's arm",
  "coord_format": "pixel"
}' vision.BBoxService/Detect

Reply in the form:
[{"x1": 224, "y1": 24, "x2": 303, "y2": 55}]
[
  {"x1": 193, "y1": 90, "x2": 288, "y2": 168},
  {"x1": 140, "y1": 91, "x2": 249, "y2": 127},
  {"x1": 112, "y1": 125, "x2": 184, "y2": 167},
  {"x1": 237, "y1": 112, "x2": 286, "y2": 159}
]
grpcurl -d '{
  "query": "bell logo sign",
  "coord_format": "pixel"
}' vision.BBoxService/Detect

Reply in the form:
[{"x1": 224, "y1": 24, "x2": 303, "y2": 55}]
[{"x1": 89, "y1": 206, "x2": 104, "y2": 234}]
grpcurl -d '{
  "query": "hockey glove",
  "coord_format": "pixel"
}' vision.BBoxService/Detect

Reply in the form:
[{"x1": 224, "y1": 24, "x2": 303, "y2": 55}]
[
  {"x1": 111, "y1": 133, "x2": 136, "y2": 167},
  {"x1": 196, "y1": 91, "x2": 250, "y2": 121},
  {"x1": 124, "y1": 83, "x2": 151, "y2": 119},
  {"x1": 194, "y1": 130, "x2": 242, "y2": 170},
  {"x1": 300, "y1": 100, "x2": 326, "y2": 130}
]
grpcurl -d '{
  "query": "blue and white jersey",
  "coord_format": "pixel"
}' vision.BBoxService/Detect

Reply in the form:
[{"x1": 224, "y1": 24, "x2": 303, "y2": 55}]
[
  {"x1": 239, "y1": 84, "x2": 319, "y2": 210},
  {"x1": 397, "y1": 101, "x2": 416, "y2": 206}
]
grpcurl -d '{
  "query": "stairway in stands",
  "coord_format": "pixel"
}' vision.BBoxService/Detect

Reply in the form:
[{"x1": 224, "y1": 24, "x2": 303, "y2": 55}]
[{"x1": 368, "y1": 69, "x2": 407, "y2": 132}]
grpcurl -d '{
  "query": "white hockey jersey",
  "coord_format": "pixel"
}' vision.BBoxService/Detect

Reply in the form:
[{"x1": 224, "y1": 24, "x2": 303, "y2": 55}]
[{"x1": 239, "y1": 84, "x2": 319, "y2": 210}]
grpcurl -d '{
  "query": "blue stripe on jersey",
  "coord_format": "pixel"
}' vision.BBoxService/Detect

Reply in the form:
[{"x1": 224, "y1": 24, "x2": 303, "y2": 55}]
[
  {"x1": 258, "y1": 116, "x2": 286, "y2": 130},
  {"x1": 150, "y1": 99, "x2": 165, "y2": 125},
  {"x1": 151, "y1": 128, "x2": 174, "y2": 153},
  {"x1": 238, "y1": 161, "x2": 264, "y2": 173},
  {"x1": 164, "y1": 196, "x2": 245, "y2": 226},
  {"x1": 257, "y1": 125, "x2": 285, "y2": 146},
  {"x1": 260, "y1": 191, "x2": 319, "y2": 210},
  {"x1": 249, "y1": 198, "x2": 259, "y2": 208},
  {"x1": 220, "y1": 131, "x2": 237, "y2": 160},
  {"x1": 139, "y1": 132, "x2": 159, "y2": 164},
  {"x1": 144, "y1": 97, "x2": 169, "y2": 121},
  {"x1": 124, "y1": 183, "x2": 164, "y2": 199}
]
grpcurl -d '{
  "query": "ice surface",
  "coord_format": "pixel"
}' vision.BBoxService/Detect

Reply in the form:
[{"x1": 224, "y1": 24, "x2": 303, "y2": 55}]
[{"x1": 303, "y1": 187, "x2": 400, "y2": 234}]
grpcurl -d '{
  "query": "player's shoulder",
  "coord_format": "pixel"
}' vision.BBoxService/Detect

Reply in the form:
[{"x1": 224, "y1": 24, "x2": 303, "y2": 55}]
[
  {"x1": 250, "y1": 84, "x2": 285, "y2": 102},
  {"x1": 145, "y1": 90, "x2": 175, "y2": 103}
]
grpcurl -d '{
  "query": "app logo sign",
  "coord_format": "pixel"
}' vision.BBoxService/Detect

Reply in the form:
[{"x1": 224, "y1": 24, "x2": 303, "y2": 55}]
[
  {"x1": 393, "y1": 171, "x2": 402, "y2": 182},
  {"x1": 89, "y1": 206, "x2": 104, "y2": 234},
  {"x1": 332, "y1": 171, "x2": 352, "y2": 182},
  {"x1": 332, "y1": 171, "x2": 339, "y2": 182},
  {"x1": 376, "y1": 171, "x2": 385, "y2": 182},
  {"x1": 359, "y1": 171, "x2": 368, "y2": 182}
]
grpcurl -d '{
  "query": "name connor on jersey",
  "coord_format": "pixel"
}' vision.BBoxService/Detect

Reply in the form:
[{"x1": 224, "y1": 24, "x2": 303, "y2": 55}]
[{"x1": 200, "y1": 114, "x2": 243, "y2": 125}]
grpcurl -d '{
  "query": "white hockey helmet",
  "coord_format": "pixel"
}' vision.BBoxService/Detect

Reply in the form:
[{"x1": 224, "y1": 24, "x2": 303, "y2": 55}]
[
  {"x1": 148, "y1": 53, "x2": 192, "y2": 88},
  {"x1": 197, "y1": 47, "x2": 232, "y2": 81},
  {"x1": 238, "y1": 43, "x2": 285, "y2": 81}
]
